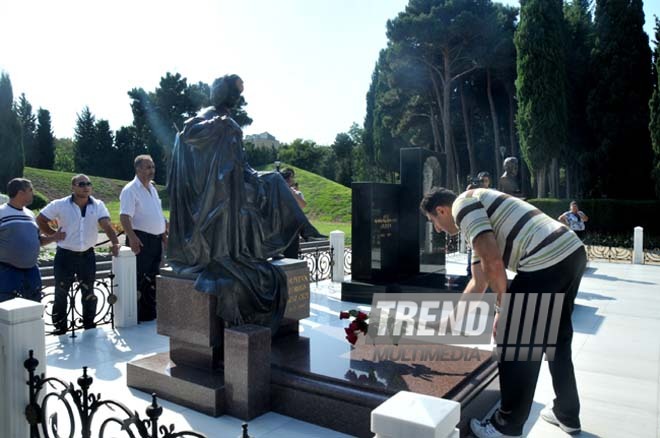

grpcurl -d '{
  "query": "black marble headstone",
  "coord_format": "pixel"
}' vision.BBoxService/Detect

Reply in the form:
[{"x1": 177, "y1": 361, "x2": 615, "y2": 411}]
[
  {"x1": 351, "y1": 183, "x2": 401, "y2": 282},
  {"x1": 400, "y1": 148, "x2": 447, "y2": 273}
]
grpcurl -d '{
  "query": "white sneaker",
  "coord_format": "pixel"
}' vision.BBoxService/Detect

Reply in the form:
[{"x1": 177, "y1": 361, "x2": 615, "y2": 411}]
[
  {"x1": 540, "y1": 407, "x2": 581, "y2": 434},
  {"x1": 469, "y1": 418, "x2": 521, "y2": 438}
]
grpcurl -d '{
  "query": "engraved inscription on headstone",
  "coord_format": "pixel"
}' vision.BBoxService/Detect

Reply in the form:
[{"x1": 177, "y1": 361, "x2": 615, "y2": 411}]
[{"x1": 284, "y1": 271, "x2": 310, "y2": 321}]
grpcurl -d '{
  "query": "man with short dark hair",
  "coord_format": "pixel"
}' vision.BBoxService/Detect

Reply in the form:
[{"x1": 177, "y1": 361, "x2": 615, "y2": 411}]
[
  {"x1": 120, "y1": 155, "x2": 168, "y2": 322},
  {"x1": 37, "y1": 174, "x2": 120, "y2": 333},
  {"x1": 0, "y1": 178, "x2": 64, "y2": 303},
  {"x1": 420, "y1": 186, "x2": 586, "y2": 438}
]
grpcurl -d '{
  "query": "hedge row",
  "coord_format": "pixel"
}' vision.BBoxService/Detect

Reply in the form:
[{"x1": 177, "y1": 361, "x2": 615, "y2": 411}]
[{"x1": 529, "y1": 198, "x2": 660, "y2": 234}]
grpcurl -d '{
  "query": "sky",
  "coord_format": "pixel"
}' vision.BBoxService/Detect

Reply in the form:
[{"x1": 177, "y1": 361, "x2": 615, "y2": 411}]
[{"x1": 1, "y1": 0, "x2": 659, "y2": 146}]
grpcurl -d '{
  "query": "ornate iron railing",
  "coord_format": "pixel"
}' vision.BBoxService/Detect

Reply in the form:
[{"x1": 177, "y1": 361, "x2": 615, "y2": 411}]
[
  {"x1": 584, "y1": 245, "x2": 633, "y2": 263},
  {"x1": 299, "y1": 241, "x2": 333, "y2": 283},
  {"x1": 644, "y1": 248, "x2": 660, "y2": 265},
  {"x1": 583, "y1": 245, "x2": 660, "y2": 265},
  {"x1": 344, "y1": 247, "x2": 352, "y2": 275},
  {"x1": 40, "y1": 272, "x2": 117, "y2": 337},
  {"x1": 23, "y1": 350, "x2": 233, "y2": 438}
]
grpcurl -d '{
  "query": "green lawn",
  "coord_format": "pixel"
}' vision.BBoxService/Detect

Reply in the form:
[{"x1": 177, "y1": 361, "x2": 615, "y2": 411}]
[{"x1": 256, "y1": 163, "x2": 351, "y2": 223}]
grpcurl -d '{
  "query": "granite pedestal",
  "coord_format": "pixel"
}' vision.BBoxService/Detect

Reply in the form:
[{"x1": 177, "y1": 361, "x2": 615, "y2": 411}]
[{"x1": 126, "y1": 258, "x2": 310, "y2": 419}]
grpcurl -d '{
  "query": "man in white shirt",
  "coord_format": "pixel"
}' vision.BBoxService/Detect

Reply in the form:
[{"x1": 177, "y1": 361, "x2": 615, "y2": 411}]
[
  {"x1": 120, "y1": 155, "x2": 167, "y2": 322},
  {"x1": 37, "y1": 174, "x2": 120, "y2": 334}
]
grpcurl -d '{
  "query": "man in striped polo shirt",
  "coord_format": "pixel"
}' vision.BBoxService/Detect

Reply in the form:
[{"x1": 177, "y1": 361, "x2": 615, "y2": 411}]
[
  {"x1": 420, "y1": 187, "x2": 586, "y2": 438},
  {"x1": 0, "y1": 179, "x2": 65, "y2": 303}
]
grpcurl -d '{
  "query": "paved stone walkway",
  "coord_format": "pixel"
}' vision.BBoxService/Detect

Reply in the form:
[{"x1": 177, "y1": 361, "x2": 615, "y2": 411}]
[{"x1": 42, "y1": 254, "x2": 660, "y2": 437}]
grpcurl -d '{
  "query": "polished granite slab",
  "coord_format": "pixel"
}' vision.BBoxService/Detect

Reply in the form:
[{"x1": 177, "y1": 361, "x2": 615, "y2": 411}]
[
  {"x1": 341, "y1": 272, "x2": 469, "y2": 303},
  {"x1": 271, "y1": 328, "x2": 492, "y2": 398}
]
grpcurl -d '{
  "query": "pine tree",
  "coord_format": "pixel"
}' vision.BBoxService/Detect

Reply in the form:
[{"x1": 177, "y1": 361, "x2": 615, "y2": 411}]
[
  {"x1": 515, "y1": 0, "x2": 568, "y2": 198},
  {"x1": 0, "y1": 73, "x2": 23, "y2": 191},
  {"x1": 16, "y1": 93, "x2": 37, "y2": 167},
  {"x1": 588, "y1": 0, "x2": 654, "y2": 198},
  {"x1": 36, "y1": 108, "x2": 55, "y2": 169}
]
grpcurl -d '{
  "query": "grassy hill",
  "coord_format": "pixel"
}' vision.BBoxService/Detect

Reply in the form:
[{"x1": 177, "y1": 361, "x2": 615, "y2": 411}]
[
  {"x1": 24, "y1": 165, "x2": 352, "y2": 241},
  {"x1": 25, "y1": 168, "x2": 141, "y2": 203}
]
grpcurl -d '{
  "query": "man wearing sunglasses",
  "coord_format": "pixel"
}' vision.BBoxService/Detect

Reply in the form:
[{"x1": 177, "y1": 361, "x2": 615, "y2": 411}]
[{"x1": 37, "y1": 174, "x2": 121, "y2": 335}]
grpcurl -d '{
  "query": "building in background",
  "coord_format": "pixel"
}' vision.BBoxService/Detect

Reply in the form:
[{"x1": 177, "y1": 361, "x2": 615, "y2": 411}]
[{"x1": 245, "y1": 132, "x2": 281, "y2": 149}]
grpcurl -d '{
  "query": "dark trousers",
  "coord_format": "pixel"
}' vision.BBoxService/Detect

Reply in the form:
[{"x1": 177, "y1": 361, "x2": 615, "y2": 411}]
[
  {"x1": 0, "y1": 262, "x2": 42, "y2": 303},
  {"x1": 492, "y1": 246, "x2": 587, "y2": 436},
  {"x1": 52, "y1": 247, "x2": 96, "y2": 329},
  {"x1": 127, "y1": 230, "x2": 162, "y2": 322}
]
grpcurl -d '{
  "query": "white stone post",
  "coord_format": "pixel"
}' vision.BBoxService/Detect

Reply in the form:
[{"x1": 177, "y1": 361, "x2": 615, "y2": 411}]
[
  {"x1": 371, "y1": 391, "x2": 460, "y2": 438},
  {"x1": 459, "y1": 233, "x2": 467, "y2": 254},
  {"x1": 112, "y1": 246, "x2": 138, "y2": 327},
  {"x1": 633, "y1": 226, "x2": 644, "y2": 264},
  {"x1": 330, "y1": 230, "x2": 345, "y2": 282},
  {"x1": 0, "y1": 298, "x2": 46, "y2": 438}
]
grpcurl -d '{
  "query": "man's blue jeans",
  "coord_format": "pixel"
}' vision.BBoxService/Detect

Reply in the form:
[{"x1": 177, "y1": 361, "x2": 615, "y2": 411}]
[
  {"x1": 0, "y1": 262, "x2": 42, "y2": 303},
  {"x1": 52, "y1": 247, "x2": 97, "y2": 329}
]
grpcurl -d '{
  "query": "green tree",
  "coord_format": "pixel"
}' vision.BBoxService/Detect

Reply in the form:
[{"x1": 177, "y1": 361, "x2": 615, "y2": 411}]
[
  {"x1": 515, "y1": 0, "x2": 567, "y2": 197},
  {"x1": 73, "y1": 106, "x2": 97, "y2": 174},
  {"x1": 0, "y1": 73, "x2": 23, "y2": 191},
  {"x1": 386, "y1": 0, "x2": 491, "y2": 189},
  {"x1": 114, "y1": 126, "x2": 147, "y2": 180},
  {"x1": 278, "y1": 139, "x2": 327, "y2": 174},
  {"x1": 588, "y1": 0, "x2": 654, "y2": 198},
  {"x1": 16, "y1": 93, "x2": 38, "y2": 168},
  {"x1": 244, "y1": 142, "x2": 277, "y2": 168},
  {"x1": 332, "y1": 132, "x2": 355, "y2": 187},
  {"x1": 93, "y1": 119, "x2": 115, "y2": 177},
  {"x1": 564, "y1": 0, "x2": 596, "y2": 197},
  {"x1": 54, "y1": 137, "x2": 76, "y2": 172},
  {"x1": 35, "y1": 108, "x2": 55, "y2": 169},
  {"x1": 649, "y1": 16, "x2": 660, "y2": 198}
]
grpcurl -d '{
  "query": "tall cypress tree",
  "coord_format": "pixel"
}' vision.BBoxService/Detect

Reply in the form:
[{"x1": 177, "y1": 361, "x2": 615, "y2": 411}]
[
  {"x1": 74, "y1": 107, "x2": 97, "y2": 174},
  {"x1": 36, "y1": 108, "x2": 55, "y2": 169},
  {"x1": 93, "y1": 119, "x2": 115, "y2": 177},
  {"x1": 588, "y1": 0, "x2": 653, "y2": 198},
  {"x1": 16, "y1": 93, "x2": 38, "y2": 168},
  {"x1": 564, "y1": 0, "x2": 596, "y2": 197},
  {"x1": 649, "y1": 17, "x2": 660, "y2": 198},
  {"x1": 515, "y1": 0, "x2": 567, "y2": 198},
  {"x1": 0, "y1": 73, "x2": 23, "y2": 191}
]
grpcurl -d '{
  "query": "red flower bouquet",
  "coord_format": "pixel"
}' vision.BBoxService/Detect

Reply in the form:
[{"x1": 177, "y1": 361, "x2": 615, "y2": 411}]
[{"x1": 340, "y1": 309, "x2": 369, "y2": 345}]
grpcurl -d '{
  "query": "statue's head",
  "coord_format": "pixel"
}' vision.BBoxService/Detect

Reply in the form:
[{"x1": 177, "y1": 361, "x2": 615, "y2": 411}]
[
  {"x1": 210, "y1": 74, "x2": 244, "y2": 109},
  {"x1": 503, "y1": 157, "x2": 518, "y2": 176}
]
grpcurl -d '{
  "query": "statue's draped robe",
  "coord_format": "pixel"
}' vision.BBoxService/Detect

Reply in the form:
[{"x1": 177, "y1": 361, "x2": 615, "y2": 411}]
[{"x1": 166, "y1": 107, "x2": 306, "y2": 330}]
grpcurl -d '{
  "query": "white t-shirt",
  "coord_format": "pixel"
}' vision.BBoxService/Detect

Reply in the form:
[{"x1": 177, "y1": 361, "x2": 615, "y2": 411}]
[
  {"x1": 119, "y1": 177, "x2": 166, "y2": 236},
  {"x1": 40, "y1": 195, "x2": 111, "y2": 252}
]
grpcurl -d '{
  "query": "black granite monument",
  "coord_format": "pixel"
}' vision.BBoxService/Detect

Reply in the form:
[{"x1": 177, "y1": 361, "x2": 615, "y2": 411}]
[{"x1": 342, "y1": 147, "x2": 469, "y2": 303}]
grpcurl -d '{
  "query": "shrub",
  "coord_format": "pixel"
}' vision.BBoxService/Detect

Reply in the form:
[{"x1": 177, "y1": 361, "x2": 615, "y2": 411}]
[{"x1": 30, "y1": 191, "x2": 49, "y2": 209}]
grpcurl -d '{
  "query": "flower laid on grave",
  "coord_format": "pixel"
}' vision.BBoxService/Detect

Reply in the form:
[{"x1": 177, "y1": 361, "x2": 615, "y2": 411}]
[{"x1": 339, "y1": 309, "x2": 369, "y2": 345}]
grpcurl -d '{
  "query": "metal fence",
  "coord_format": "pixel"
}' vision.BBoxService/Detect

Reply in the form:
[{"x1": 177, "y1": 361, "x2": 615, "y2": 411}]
[
  {"x1": 298, "y1": 240, "x2": 333, "y2": 283},
  {"x1": 585, "y1": 245, "x2": 660, "y2": 265},
  {"x1": 297, "y1": 240, "x2": 353, "y2": 281},
  {"x1": 23, "y1": 350, "x2": 232, "y2": 438},
  {"x1": 39, "y1": 271, "x2": 117, "y2": 337}
]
